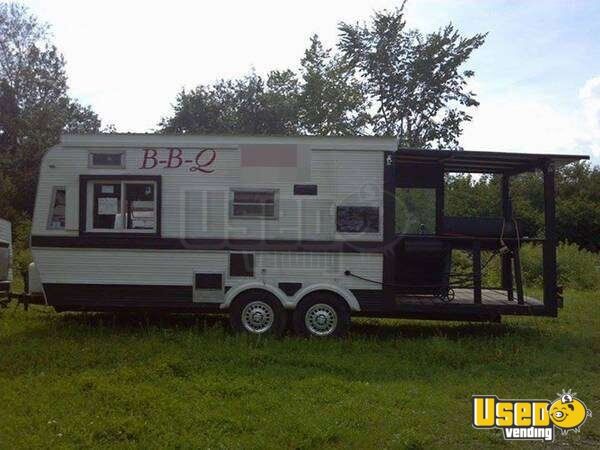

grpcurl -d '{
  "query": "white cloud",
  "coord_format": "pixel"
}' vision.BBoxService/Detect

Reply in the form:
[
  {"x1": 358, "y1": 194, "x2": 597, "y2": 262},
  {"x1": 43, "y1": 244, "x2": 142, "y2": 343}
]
[
  {"x1": 461, "y1": 76, "x2": 600, "y2": 164},
  {"x1": 24, "y1": 0, "x2": 400, "y2": 132},
  {"x1": 579, "y1": 76, "x2": 600, "y2": 136}
]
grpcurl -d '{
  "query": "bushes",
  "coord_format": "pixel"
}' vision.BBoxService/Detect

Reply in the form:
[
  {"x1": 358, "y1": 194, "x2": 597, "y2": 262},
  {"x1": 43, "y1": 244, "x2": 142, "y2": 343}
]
[
  {"x1": 451, "y1": 242, "x2": 600, "y2": 291},
  {"x1": 520, "y1": 242, "x2": 600, "y2": 290},
  {"x1": 556, "y1": 242, "x2": 600, "y2": 290}
]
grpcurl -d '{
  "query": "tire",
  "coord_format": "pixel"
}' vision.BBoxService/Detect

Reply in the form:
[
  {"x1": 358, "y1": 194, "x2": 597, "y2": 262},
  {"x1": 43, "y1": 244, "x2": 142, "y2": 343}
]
[
  {"x1": 293, "y1": 292, "x2": 351, "y2": 338},
  {"x1": 229, "y1": 290, "x2": 287, "y2": 336}
]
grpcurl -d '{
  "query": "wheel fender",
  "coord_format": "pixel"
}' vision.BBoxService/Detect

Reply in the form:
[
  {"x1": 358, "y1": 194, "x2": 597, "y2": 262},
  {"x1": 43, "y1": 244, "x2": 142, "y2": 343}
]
[
  {"x1": 293, "y1": 284, "x2": 360, "y2": 312},
  {"x1": 221, "y1": 282, "x2": 290, "y2": 310}
]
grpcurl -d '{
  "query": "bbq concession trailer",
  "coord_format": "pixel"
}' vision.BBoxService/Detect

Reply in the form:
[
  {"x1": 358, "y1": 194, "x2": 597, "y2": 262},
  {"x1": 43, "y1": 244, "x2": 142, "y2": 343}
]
[{"x1": 29, "y1": 134, "x2": 587, "y2": 336}]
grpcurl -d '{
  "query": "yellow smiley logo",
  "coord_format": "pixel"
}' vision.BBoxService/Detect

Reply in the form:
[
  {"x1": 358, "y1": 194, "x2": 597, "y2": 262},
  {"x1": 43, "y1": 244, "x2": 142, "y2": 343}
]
[{"x1": 548, "y1": 390, "x2": 592, "y2": 434}]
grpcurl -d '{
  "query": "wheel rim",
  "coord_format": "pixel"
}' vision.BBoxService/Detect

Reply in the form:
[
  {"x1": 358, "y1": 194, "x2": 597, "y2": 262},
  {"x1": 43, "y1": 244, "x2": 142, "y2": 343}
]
[
  {"x1": 241, "y1": 301, "x2": 274, "y2": 334},
  {"x1": 305, "y1": 303, "x2": 338, "y2": 336}
]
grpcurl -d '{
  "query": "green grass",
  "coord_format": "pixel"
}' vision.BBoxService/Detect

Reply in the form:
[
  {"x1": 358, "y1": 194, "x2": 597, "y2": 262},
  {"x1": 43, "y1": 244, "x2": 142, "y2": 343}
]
[{"x1": 0, "y1": 291, "x2": 598, "y2": 449}]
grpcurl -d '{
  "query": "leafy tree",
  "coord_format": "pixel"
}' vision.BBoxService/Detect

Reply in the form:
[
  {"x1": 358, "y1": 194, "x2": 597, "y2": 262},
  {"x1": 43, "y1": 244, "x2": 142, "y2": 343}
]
[
  {"x1": 338, "y1": 2, "x2": 486, "y2": 148},
  {"x1": 0, "y1": 3, "x2": 100, "y2": 220},
  {"x1": 160, "y1": 35, "x2": 371, "y2": 137},
  {"x1": 159, "y1": 71, "x2": 300, "y2": 135},
  {"x1": 445, "y1": 174, "x2": 500, "y2": 218},
  {"x1": 555, "y1": 162, "x2": 600, "y2": 251},
  {"x1": 298, "y1": 35, "x2": 368, "y2": 135}
]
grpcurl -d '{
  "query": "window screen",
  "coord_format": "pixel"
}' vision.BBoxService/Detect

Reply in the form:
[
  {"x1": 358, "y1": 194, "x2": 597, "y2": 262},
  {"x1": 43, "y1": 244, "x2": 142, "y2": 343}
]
[
  {"x1": 231, "y1": 190, "x2": 277, "y2": 218},
  {"x1": 336, "y1": 206, "x2": 379, "y2": 233},
  {"x1": 47, "y1": 187, "x2": 66, "y2": 230},
  {"x1": 90, "y1": 152, "x2": 124, "y2": 168},
  {"x1": 395, "y1": 188, "x2": 436, "y2": 234}
]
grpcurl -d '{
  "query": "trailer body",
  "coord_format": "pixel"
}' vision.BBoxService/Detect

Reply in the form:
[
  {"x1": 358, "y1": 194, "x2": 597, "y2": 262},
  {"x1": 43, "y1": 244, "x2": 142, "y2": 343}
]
[{"x1": 29, "y1": 134, "x2": 587, "y2": 331}]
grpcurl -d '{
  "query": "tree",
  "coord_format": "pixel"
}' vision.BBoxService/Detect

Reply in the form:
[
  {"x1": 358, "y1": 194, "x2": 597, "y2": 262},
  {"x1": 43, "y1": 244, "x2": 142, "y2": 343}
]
[
  {"x1": 298, "y1": 35, "x2": 368, "y2": 135},
  {"x1": 159, "y1": 70, "x2": 300, "y2": 136},
  {"x1": 161, "y1": 35, "x2": 370, "y2": 137},
  {"x1": 338, "y1": 2, "x2": 486, "y2": 148},
  {"x1": 555, "y1": 162, "x2": 600, "y2": 251},
  {"x1": 444, "y1": 162, "x2": 600, "y2": 251},
  {"x1": 0, "y1": 3, "x2": 100, "y2": 220}
]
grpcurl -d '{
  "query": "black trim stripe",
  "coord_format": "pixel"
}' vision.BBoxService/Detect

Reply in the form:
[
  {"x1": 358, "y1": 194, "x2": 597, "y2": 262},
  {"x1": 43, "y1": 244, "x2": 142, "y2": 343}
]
[
  {"x1": 351, "y1": 289, "x2": 389, "y2": 312},
  {"x1": 31, "y1": 235, "x2": 385, "y2": 253},
  {"x1": 44, "y1": 283, "x2": 192, "y2": 307},
  {"x1": 0, "y1": 242, "x2": 9, "y2": 248}
]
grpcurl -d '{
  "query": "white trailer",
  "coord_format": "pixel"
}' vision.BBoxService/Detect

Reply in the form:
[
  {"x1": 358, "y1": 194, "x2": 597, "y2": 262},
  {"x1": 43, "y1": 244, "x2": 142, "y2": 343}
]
[
  {"x1": 29, "y1": 134, "x2": 586, "y2": 336},
  {"x1": 30, "y1": 134, "x2": 392, "y2": 336}
]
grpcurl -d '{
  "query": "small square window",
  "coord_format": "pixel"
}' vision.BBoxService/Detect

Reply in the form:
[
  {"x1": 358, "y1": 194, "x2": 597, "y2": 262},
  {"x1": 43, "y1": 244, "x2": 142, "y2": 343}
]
[
  {"x1": 47, "y1": 187, "x2": 66, "y2": 230},
  {"x1": 89, "y1": 152, "x2": 124, "y2": 168},
  {"x1": 230, "y1": 189, "x2": 278, "y2": 219}
]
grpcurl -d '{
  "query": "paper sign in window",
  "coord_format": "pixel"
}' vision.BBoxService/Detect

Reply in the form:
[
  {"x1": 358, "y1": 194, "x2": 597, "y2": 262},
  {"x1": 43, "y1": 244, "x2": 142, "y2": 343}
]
[{"x1": 98, "y1": 197, "x2": 118, "y2": 215}]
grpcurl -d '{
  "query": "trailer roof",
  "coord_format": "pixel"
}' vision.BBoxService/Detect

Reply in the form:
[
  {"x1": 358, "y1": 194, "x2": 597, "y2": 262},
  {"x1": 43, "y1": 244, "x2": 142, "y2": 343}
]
[
  {"x1": 60, "y1": 133, "x2": 398, "y2": 151},
  {"x1": 393, "y1": 148, "x2": 588, "y2": 174},
  {"x1": 60, "y1": 134, "x2": 588, "y2": 173}
]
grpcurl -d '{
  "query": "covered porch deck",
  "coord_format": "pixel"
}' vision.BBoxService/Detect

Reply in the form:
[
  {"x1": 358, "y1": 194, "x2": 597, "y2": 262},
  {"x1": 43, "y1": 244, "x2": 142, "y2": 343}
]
[{"x1": 381, "y1": 148, "x2": 587, "y2": 320}]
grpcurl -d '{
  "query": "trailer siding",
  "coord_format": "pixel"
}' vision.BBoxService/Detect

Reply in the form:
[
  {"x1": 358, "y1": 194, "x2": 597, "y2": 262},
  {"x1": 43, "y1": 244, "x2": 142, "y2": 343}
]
[
  {"x1": 33, "y1": 145, "x2": 384, "y2": 242},
  {"x1": 33, "y1": 248, "x2": 382, "y2": 297}
]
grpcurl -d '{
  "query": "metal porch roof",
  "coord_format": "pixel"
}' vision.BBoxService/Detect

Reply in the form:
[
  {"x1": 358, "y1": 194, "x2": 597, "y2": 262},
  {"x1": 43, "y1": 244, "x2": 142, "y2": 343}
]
[{"x1": 393, "y1": 148, "x2": 589, "y2": 173}]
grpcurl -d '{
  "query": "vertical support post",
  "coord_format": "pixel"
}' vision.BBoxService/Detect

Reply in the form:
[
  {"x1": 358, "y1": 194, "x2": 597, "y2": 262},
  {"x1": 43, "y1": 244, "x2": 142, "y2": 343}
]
[
  {"x1": 543, "y1": 162, "x2": 558, "y2": 314},
  {"x1": 382, "y1": 152, "x2": 397, "y2": 308},
  {"x1": 435, "y1": 168, "x2": 445, "y2": 234},
  {"x1": 500, "y1": 174, "x2": 514, "y2": 301},
  {"x1": 513, "y1": 248, "x2": 524, "y2": 304},
  {"x1": 473, "y1": 240, "x2": 482, "y2": 304}
]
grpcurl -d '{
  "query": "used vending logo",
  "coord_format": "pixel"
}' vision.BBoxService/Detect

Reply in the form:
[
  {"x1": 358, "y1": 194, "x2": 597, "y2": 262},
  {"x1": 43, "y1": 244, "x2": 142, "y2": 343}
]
[{"x1": 472, "y1": 390, "x2": 591, "y2": 442}]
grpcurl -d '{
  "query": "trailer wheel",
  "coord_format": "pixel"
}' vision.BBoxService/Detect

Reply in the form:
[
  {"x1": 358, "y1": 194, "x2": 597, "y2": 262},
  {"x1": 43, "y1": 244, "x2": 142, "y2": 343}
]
[
  {"x1": 293, "y1": 292, "x2": 350, "y2": 338},
  {"x1": 229, "y1": 290, "x2": 287, "y2": 336}
]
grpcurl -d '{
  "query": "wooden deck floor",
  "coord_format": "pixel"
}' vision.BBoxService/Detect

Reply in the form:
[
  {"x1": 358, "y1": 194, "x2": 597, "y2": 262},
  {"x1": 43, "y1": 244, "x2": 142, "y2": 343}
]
[{"x1": 396, "y1": 289, "x2": 543, "y2": 307}]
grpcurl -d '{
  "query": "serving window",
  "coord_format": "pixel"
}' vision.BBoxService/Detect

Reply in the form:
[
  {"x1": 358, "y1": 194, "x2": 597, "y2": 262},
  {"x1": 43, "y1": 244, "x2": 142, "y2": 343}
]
[{"x1": 81, "y1": 176, "x2": 160, "y2": 234}]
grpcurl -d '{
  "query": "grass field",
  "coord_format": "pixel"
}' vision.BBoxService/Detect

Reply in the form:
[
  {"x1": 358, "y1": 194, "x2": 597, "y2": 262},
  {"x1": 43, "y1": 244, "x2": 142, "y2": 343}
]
[{"x1": 0, "y1": 290, "x2": 598, "y2": 449}]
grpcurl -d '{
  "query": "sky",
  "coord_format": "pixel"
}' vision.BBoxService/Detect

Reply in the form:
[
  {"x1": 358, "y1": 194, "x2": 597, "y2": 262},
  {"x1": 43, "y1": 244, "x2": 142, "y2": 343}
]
[{"x1": 21, "y1": 0, "x2": 600, "y2": 163}]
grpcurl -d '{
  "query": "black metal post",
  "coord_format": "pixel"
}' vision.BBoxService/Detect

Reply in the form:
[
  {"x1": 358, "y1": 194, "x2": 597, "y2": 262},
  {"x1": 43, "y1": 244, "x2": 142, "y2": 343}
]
[
  {"x1": 473, "y1": 240, "x2": 482, "y2": 304},
  {"x1": 513, "y1": 247, "x2": 524, "y2": 304},
  {"x1": 543, "y1": 163, "x2": 558, "y2": 315},
  {"x1": 436, "y1": 170, "x2": 445, "y2": 234},
  {"x1": 382, "y1": 152, "x2": 397, "y2": 307},
  {"x1": 500, "y1": 175, "x2": 514, "y2": 301}
]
